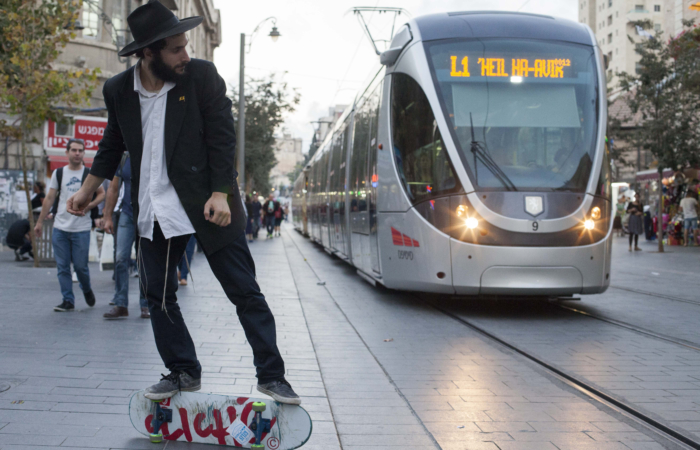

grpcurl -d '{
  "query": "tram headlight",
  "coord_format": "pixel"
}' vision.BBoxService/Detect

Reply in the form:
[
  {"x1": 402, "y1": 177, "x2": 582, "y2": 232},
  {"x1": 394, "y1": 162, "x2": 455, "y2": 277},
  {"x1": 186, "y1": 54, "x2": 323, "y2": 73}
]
[
  {"x1": 583, "y1": 219, "x2": 595, "y2": 230},
  {"x1": 465, "y1": 217, "x2": 479, "y2": 229},
  {"x1": 456, "y1": 205, "x2": 467, "y2": 217},
  {"x1": 591, "y1": 206, "x2": 601, "y2": 220}
]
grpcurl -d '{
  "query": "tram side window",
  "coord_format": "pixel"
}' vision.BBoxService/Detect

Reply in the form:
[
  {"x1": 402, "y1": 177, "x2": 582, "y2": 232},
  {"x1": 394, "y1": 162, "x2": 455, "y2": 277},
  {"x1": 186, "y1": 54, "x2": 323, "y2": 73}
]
[
  {"x1": 351, "y1": 99, "x2": 371, "y2": 212},
  {"x1": 391, "y1": 73, "x2": 462, "y2": 204}
]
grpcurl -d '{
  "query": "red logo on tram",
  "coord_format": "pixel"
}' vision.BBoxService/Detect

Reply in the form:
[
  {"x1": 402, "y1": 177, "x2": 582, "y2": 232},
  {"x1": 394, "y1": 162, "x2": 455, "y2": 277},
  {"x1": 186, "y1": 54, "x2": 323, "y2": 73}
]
[{"x1": 391, "y1": 227, "x2": 419, "y2": 247}]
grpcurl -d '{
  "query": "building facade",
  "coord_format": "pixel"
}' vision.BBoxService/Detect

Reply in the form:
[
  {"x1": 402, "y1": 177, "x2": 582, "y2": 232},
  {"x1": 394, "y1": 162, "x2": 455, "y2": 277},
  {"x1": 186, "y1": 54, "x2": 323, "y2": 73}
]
[
  {"x1": 312, "y1": 105, "x2": 349, "y2": 150},
  {"x1": 579, "y1": 0, "x2": 700, "y2": 90},
  {"x1": 270, "y1": 133, "x2": 303, "y2": 195},
  {"x1": 1, "y1": 0, "x2": 221, "y2": 173}
]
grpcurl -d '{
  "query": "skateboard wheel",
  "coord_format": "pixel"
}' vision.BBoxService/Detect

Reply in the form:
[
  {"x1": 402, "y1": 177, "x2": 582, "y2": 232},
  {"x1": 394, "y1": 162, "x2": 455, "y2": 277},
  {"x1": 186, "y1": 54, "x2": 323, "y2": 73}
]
[
  {"x1": 149, "y1": 433, "x2": 163, "y2": 443},
  {"x1": 251, "y1": 445, "x2": 265, "y2": 449},
  {"x1": 252, "y1": 401, "x2": 266, "y2": 412}
]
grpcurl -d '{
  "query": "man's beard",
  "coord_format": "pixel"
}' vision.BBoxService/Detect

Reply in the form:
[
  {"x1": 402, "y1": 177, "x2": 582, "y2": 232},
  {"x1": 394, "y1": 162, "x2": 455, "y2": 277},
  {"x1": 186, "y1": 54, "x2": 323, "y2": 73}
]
[{"x1": 149, "y1": 52, "x2": 187, "y2": 83}]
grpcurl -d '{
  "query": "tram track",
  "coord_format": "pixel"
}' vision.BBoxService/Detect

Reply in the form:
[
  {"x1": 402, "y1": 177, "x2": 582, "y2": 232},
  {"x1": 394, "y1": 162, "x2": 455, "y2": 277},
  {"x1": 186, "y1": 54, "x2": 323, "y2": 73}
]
[
  {"x1": 610, "y1": 285, "x2": 700, "y2": 307},
  {"x1": 431, "y1": 303, "x2": 700, "y2": 450},
  {"x1": 555, "y1": 303, "x2": 700, "y2": 352}
]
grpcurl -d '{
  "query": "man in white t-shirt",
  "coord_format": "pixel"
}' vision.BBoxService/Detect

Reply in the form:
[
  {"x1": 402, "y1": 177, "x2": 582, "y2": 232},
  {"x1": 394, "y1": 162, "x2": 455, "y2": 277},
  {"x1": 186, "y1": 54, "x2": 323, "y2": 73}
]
[
  {"x1": 680, "y1": 191, "x2": 699, "y2": 247},
  {"x1": 35, "y1": 139, "x2": 105, "y2": 311}
]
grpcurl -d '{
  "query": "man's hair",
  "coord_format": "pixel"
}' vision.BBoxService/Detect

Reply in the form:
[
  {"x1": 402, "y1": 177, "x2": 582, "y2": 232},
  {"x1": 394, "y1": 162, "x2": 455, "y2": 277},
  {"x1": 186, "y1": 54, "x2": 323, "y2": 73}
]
[
  {"x1": 66, "y1": 138, "x2": 85, "y2": 151},
  {"x1": 135, "y1": 38, "x2": 167, "y2": 59}
]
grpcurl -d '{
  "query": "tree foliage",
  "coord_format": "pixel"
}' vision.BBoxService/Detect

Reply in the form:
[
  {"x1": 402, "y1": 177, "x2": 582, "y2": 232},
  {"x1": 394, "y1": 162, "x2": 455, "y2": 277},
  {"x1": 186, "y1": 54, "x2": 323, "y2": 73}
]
[
  {"x1": 230, "y1": 75, "x2": 299, "y2": 196},
  {"x1": 617, "y1": 20, "x2": 700, "y2": 251},
  {"x1": 0, "y1": 0, "x2": 100, "y2": 267}
]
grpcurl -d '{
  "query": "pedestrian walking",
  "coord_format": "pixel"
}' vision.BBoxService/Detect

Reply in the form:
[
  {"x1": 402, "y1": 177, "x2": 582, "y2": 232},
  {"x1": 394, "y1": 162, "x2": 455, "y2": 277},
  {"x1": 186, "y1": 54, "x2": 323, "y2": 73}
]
[
  {"x1": 35, "y1": 138, "x2": 105, "y2": 312},
  {"x1": 178, "y1": 236, "x2": 196, "y2": 285},
  {"x1": 274, "y1": 200, "x2": 283, "y2": 237},
  {"x1": 102, "y1": 153, "x2": 149, "y2": 319},
  {"x1": 31, "y1": 182, "x2": 46, "y2": 212},
  {"x1": 627, "y1": 194, "x2": 644, "y2": 252},
  {"x1": 5, "y1": 219, "x2": 33, "y2": 261},
  {"x1": 65, "y1": 1, "x2": 299, "y2": 404},
  {"x1": 262, "y1": 194, "x2": 278, "y2": 239},
  {"x1": 679, "y1": 191, "x2": 699, "y2": 246},
  {"x1": 245, "y1": 194, "x2": 255, "y2": 242},
  {"x1": 252, "y1": 195, "x2": 262, "y2": 239},
  {"x1": 613, "y1": 195, "x2": 625, "y2": 237}
]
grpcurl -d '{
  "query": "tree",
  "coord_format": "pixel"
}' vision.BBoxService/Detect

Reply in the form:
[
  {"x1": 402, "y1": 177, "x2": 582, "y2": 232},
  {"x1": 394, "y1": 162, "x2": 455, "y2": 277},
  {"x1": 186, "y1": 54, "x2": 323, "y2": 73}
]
[
  {"x1": 618, "y1": 20, "x2": 700, "y2": 252},
  {"x1": 230, "y1": 75, "x2": 300, "y2": 196},
  {"x1": 0, "y1": 0, "x2": 100, "y2": 267}
]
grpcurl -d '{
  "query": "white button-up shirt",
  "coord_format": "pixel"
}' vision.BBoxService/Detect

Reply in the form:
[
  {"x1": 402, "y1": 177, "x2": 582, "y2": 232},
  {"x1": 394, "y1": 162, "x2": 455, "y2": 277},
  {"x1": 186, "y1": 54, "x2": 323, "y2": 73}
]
[{"x1": 134, "y1": 62, "x2": 195, "y2": 241}]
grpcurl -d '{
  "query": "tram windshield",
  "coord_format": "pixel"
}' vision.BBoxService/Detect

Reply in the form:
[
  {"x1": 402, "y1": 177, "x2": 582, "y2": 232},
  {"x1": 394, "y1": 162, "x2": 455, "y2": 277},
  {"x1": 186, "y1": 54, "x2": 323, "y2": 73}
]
[{"x1": 426, "y1": 39, "x2": 599, "y2": 192}]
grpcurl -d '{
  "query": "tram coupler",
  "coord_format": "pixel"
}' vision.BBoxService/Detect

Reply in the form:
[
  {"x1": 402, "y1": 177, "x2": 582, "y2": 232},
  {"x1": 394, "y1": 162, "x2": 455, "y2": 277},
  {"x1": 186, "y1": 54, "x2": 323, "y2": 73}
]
[{"x1": 250, "y1": 402, "x2": 271, "y2": 447}]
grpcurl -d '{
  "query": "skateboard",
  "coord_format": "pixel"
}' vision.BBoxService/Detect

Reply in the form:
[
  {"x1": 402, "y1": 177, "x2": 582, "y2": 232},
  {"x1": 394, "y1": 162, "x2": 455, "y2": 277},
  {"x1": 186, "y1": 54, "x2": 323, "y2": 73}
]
[{"x1": 129, "y1": 390, "x2": 312, "y2": 449}]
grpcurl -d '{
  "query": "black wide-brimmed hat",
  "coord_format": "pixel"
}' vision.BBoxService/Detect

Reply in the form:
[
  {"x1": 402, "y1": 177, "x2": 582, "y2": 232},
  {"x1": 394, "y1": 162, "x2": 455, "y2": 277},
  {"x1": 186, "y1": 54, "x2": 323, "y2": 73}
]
[{"x1": 118, "y1": 0, "x2": 202, "y2": 57}]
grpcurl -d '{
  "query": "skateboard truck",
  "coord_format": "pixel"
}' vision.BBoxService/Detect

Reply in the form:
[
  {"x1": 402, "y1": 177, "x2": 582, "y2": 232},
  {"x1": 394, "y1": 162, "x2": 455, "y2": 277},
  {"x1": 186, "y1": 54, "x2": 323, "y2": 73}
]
[
  {"x1": 149, "y1": 399, "x2": 173, "y2": 443},
  {"x1": 249, "y1": 402, "x2": 271, "y2": 449}
]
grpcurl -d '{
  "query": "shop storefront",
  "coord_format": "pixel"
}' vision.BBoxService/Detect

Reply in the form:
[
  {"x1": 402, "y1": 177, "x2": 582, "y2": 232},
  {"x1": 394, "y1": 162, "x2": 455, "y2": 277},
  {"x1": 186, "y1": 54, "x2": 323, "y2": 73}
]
[{"x1": 635, "y1": 168, "x2": 700, "y2": 245}]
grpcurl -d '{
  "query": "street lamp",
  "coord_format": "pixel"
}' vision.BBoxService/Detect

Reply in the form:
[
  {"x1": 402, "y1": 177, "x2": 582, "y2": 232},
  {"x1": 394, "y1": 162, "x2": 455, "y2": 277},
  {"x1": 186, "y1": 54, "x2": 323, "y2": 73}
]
[{"x1": 238, "y1": 17, "x2": 281, "y2": 193}]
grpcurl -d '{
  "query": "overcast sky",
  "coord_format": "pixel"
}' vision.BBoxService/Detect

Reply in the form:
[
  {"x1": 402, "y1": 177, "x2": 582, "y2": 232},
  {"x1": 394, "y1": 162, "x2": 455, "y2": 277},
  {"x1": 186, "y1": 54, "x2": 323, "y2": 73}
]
[{"x1": 211, "y1": 0, "x2": 578, "y2": 152}]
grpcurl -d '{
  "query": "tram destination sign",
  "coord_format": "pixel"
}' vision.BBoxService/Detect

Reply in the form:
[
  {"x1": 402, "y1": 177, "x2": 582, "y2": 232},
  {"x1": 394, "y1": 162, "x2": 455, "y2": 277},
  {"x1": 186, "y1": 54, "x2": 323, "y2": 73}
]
[{"x1": 449, "y1": 56, "x2": 571, "y2": 79}]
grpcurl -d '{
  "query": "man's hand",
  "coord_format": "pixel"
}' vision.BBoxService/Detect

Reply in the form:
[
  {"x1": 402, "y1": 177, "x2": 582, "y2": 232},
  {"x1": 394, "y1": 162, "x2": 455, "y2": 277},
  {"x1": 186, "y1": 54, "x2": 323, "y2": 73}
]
[
  {"x1": 34, "y1": 222, "x2": 42, "y2": 238},
  {"x1": 204, "y1": 192, "x2": 231, "y2": 227},
  {"x1": 66, "y1": 189, "x2": 92, "y2": 216},
  {"x1": 103, "y1": 215, "x2": 115, "y2": 234}
]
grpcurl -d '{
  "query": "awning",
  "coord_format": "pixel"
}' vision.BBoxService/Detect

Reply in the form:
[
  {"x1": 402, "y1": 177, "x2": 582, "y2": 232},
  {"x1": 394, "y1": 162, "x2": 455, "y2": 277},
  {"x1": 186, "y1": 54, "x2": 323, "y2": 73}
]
[
  {"x1": 635, "y1": 168, "x2": 673, "y2": 181},
  {"x1": 47, "y1": 155, "x2": 94, "y2": 172}
]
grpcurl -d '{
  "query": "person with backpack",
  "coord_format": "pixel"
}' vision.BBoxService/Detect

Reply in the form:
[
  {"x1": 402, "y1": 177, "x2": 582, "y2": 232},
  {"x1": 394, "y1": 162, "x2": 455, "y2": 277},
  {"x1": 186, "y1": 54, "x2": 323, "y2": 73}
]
[
  {"x1": 35, "y1": 138, "x2": 105, "y2": 312},
  {"x1": 262, "y1": 194, "x2": 278, "y2": 239},
  {"x1": 273, "y1": 199, "x2": 283, "y2": 237}
]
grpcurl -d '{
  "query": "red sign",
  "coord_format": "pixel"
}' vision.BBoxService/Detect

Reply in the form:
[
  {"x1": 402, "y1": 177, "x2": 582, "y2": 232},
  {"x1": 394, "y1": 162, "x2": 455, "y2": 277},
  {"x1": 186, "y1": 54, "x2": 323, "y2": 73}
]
[
  {"x1": 44, "y1": 115, "x2": 107, "y2": 151},
  {"x1": 391, "y1": 227, "x2": 420, "y2": 247}
]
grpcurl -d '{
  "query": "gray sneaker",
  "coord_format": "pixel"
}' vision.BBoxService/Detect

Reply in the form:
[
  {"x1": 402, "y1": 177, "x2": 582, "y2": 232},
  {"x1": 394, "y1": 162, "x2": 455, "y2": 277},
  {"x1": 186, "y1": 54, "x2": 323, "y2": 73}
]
[
  {"x1": 257, "y1": 379, "x2": 301, "y2": 405},
  {"x1": 144, "y1": 372, "x2": 201, "y2": 400}
]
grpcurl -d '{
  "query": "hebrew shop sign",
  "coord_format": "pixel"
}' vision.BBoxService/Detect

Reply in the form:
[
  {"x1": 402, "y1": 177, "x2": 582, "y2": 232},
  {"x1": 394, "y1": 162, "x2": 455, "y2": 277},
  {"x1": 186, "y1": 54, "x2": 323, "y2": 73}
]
[{"x1": 44, "y1": 116, "x2": 107, "y2": 151}]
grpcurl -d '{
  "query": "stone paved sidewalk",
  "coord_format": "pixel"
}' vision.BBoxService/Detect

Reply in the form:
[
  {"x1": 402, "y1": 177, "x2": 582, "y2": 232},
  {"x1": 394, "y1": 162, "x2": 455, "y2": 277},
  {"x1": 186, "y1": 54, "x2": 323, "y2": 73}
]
[{"x1": 0, "y1": 232, "x2": 339, "y2": 450}]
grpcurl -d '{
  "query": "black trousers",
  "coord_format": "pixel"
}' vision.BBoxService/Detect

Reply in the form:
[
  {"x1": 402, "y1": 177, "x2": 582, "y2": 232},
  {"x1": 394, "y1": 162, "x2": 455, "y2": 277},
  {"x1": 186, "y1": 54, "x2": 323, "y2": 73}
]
[
  {"x1": 8, "y1": 238, "x2": 33, "y2": 256},
  {"x1": 265, "y1": 215, "x2": 275, "y2": 235},
  {"x1": 139, "y1": 223, "x2": 285, "y2": 383}
]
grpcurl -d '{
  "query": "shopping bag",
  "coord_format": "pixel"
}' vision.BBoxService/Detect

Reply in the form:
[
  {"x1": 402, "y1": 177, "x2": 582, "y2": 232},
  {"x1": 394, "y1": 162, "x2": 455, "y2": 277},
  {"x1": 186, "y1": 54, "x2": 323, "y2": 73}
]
[{"x1": 100, "y1": 233, "x2": 115, "y2": 271}]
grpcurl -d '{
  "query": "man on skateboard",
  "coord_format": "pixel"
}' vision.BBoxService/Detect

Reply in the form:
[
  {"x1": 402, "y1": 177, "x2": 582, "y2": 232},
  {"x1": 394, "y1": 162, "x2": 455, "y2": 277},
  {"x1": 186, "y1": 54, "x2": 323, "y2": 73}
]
[{"x1": 66, "y1": 0, "x2": 299, "y2": 405}]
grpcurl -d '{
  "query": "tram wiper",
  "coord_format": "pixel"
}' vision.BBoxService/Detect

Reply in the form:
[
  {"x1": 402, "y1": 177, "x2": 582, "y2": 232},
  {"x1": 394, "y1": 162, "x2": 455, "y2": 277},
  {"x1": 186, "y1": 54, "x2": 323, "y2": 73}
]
[{"x1": 469, "y1": 113, "x2": 518, "y2": 191}]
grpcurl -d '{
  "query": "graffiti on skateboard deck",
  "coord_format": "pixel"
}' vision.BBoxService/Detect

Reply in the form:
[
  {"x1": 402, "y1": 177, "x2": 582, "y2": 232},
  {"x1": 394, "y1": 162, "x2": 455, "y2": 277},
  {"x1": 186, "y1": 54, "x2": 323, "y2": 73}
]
[{"x1": 129, "y1": 390, "x2": 312, "y2": 449}]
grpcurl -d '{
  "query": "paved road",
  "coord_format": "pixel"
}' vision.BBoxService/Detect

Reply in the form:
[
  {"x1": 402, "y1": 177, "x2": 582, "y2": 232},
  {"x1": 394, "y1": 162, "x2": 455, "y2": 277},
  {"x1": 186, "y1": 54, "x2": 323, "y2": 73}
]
[{"x1": 0, "y1": 228, "x2": 696, "y2": 449}]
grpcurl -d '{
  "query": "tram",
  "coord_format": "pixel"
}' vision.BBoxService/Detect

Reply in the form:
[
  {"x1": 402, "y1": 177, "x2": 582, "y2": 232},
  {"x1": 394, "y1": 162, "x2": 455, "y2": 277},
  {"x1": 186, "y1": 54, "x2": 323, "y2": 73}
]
[{"x1": 292, "y1": 11, "x2": 612, "y2": 296}]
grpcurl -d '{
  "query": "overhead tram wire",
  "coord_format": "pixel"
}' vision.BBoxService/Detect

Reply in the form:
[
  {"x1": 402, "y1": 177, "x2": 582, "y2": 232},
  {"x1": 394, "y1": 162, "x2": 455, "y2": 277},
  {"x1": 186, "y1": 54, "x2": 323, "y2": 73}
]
[
  {"x1": 331, "y1": 0, "x2": 384, "y2": 106},
  {"x1": 517, "y1": 0, "x2": 533, "y2": 11},
  {"x1": 330, "y1": 35, "x2": 367, "y2": 106}
]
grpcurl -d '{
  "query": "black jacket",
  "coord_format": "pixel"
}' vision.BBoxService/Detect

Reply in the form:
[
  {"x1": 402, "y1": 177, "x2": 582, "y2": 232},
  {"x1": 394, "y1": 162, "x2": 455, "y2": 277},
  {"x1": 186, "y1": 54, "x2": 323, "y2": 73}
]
[{"x1": 90, "y1": 59, "x2": 245, "y2": 255}]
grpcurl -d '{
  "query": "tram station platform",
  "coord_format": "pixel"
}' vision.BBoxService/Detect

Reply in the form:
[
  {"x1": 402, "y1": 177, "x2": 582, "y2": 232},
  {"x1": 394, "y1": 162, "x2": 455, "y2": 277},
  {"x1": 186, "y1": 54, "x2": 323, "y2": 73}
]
[{"x1": 0, "y1": 225, "x2": 698, "y2": 450}]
